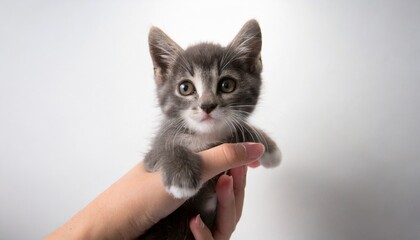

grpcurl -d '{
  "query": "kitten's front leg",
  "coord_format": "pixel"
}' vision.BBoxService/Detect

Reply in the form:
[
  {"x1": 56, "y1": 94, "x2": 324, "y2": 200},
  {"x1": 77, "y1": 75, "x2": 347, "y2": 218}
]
[
  {"x1": 241, "y1": 126, "x2": 281, "y2": 168},
  {"x1": 144, "y1": 145, "x2": 202, "y2": 199}
]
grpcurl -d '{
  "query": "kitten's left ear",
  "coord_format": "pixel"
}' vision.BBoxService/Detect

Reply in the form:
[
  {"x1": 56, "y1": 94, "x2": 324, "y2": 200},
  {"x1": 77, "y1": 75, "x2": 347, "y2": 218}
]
[
  {"x1": 149, "y1": 27, "x2": 183, "y2": 85},
  {"x1": 228, "y1": 19, "x2": 262, "y2": 73}
]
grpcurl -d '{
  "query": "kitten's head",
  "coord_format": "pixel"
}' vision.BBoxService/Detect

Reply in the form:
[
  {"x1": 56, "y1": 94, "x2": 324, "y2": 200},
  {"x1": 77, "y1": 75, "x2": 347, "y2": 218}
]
[{"x1": 149, "y1": 19, "x2": 263, "y2": 134}]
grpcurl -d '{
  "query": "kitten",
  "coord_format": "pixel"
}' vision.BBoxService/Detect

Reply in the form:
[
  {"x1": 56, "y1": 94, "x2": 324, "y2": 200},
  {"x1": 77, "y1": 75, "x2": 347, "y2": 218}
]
[{"x1": 139, "y1": 19, "x2": 281, "y2": 239}]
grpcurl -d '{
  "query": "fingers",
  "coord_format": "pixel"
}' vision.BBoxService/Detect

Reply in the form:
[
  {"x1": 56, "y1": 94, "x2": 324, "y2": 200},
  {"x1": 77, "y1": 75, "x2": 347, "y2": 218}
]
[
  {"x1": 189, "y1": 215, "x2": 214, "y2": 240},
  {"x1": 229, "y1": 166, "x2": 247, "y2": 222},
  {"x1": 200, "y1": 143, "x2": 264, "y2": 181},
  {"x1": 213, "y1": 175, "x2": 236, "y2": 240},
  {"x1": 190, "y1": 174, "x2": 240, "y2": 240},
  {"x1": 191, "y1": 143, "x2": 262, "y2": 239}
]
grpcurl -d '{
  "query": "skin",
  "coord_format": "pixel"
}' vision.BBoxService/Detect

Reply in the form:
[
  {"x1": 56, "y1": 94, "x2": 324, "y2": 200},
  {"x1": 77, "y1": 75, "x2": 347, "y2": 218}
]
[{"x1": 46, "y1": 142, "x2": 265, "y2": 240}]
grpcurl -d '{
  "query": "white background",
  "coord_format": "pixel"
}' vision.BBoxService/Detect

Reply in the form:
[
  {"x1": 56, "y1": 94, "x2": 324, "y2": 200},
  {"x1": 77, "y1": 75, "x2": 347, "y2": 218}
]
[{"x1": 1, "y1": 1, "x2": 419, "y2": 239}]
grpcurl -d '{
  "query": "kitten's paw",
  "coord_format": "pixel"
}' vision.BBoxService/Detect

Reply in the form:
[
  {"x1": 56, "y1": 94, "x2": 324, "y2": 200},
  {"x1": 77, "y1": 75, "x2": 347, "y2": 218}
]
[
  {"x1": 260, "y1": 148, "x2": 281, "y2": 168},
  {"x1": 166, "y1": 185, "x2": 199, "y2": 199},
  {"x1": 162, "y1": 164, "x2": 201, "y2": 199}
]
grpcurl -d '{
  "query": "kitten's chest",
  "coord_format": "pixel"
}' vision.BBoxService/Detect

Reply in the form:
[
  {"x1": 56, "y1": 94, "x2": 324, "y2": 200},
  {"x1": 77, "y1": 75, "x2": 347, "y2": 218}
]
[{"x1": 181, "y1": 132, "x2": 227, "y2": 152}]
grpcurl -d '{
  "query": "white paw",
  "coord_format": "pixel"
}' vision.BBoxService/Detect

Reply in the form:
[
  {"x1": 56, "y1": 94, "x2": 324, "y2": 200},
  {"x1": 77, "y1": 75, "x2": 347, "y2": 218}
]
[
  {"x1": 166, "y1": 185, "x2": 199, "y2": 199},
  {"x1": 260, "y1": 149, "x2": 281, "y2": 168}
]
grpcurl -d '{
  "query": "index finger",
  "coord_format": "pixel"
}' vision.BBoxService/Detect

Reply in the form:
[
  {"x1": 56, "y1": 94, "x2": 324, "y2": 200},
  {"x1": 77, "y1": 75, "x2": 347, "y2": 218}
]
[{"x1": 199, "y1": 143, "x2": 264, "y2": 182}]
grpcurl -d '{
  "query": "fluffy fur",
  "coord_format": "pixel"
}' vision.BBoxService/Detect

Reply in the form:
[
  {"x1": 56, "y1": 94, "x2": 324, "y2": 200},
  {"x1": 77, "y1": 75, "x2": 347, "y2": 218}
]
[{"x1": 139, "y1": 19, "x2": 280, "y2": 240}]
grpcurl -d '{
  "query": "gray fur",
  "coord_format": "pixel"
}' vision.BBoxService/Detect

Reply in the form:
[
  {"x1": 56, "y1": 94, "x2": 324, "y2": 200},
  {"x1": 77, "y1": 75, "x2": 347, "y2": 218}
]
[{"x1": 139, "y1": 19, "x2": 280, "y2": 240}]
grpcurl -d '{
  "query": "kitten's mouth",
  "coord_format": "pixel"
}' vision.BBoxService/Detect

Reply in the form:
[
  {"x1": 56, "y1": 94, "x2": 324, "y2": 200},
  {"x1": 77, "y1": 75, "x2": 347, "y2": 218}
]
[
  {"x1": 184, "y1": 110, "x2": 225, "y2": 134},
  {"x1": 200, "y1": 114, "x2": 214, "y2": 122}
]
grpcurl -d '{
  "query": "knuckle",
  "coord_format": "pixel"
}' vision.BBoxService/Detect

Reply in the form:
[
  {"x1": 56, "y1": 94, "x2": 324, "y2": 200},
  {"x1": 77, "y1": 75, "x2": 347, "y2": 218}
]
[
  {"x1": 222, "y1": 143, "x2": 246, "y2": 167},
  {"x1": 221, "y1": 144, "x2": 239, "y2": 167}
]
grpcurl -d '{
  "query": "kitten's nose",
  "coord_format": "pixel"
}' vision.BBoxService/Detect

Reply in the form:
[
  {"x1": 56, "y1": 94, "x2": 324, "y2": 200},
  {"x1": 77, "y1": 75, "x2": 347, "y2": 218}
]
[{"x1": 200, "y1": 103, "x2": 218, "y2": 114}]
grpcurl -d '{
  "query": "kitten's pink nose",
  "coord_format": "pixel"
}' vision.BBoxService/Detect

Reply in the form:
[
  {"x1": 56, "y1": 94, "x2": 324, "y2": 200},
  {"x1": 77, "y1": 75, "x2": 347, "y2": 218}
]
[{"x1": 200, "y1": 103, "x2": 217, "y2": 114}]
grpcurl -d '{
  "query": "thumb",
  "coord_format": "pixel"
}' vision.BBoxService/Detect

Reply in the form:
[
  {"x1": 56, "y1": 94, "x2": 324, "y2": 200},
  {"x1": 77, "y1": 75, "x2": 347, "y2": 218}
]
[{"x1": 199, "y1": 143, "x2": 265, "y2": 181}]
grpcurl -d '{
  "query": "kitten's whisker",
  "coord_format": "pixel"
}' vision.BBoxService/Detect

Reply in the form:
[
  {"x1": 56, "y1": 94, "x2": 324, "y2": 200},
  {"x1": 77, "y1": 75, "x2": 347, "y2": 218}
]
[
  {"x1": 231, "y1": 110, "x2": 252, "y2": 117},
  {"x1": 232, "y1": 115, "x2": 256, "y2": 143},
  {"x1": 229, "y1": 116, "x2": 246, "y2": 142},
  {"x1": 244, "y1": 121, "x2": 269, "y2": 153},
  {"x1": 232, "y1": 120, "x2": 241, "y2": 143},
  {"x1": 229, "y1": 104, "x2": 256, "y2": 108},
  {"x1": 223, "y1": 118, "x2": 238, "y2": 143},
  {"x1": 231, "y1": 112, "x2": 269, "y2": 152},
  {"x1": 228, "y1": 108, "x2": 252, "y2": 120},
  {"x1": 226, "y1": 107, "x2": 253, "y2": 142}
]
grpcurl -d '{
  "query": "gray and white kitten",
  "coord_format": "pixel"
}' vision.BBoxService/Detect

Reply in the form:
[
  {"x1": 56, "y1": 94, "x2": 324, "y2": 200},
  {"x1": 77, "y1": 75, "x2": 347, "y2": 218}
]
[{"x1": 140, "y1": 19, "x2": 281, "y2": 239}]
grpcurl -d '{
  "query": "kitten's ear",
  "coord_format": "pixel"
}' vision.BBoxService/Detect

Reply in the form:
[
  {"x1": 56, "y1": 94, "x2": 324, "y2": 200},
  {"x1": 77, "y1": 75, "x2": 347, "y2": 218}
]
[
  {"x1": 149, "y1": 27, "x2": 183, "y2": 84},
  {"x1": 227, "y1": 19, "x2": 262, "y2": 73}
]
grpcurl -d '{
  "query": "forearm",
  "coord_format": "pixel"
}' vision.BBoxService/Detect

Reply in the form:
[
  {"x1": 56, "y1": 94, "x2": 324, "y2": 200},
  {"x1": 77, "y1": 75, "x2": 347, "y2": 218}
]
[
  {"x1": 45, "y1": 143, "x2": 263, "y2": 240},
  {"x1": 46, "y1": 164, "x2": 184, "y2": 240}
]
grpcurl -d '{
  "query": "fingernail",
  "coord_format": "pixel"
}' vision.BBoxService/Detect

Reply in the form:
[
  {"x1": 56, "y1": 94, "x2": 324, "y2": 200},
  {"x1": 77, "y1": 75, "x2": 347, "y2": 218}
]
[
  {"x1": 242, "y1": 143, "x2": 265, "y2": 161},
  {"x1": 196, "y1": 214, "x2": 205, "y2": 229}
]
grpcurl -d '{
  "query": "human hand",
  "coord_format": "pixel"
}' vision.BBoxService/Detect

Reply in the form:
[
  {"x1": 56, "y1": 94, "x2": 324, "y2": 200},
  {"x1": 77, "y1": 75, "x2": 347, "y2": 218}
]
[
  {"x1": 189, "y1": 166, "x2": 248, "y2": 240},
  {"x1": 45, "y1": 143, "x2": 264, "y2": 240}
]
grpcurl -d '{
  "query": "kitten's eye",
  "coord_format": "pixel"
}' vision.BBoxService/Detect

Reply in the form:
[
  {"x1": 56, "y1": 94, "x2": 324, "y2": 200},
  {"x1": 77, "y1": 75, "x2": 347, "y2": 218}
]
[
  {"x1": 178, "y1": 81, "x2": 195, "y2": 96},
  {"x1": 218, "y1": 77, "x2": 236, "y2": 93}
]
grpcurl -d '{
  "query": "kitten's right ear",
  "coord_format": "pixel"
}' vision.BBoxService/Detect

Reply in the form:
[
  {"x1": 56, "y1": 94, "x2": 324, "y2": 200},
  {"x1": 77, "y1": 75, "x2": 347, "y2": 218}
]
[
  {"x1": 148, "y1": 27, "x2": 183, "y2": 84},
  {"x1": 227, "y1": 19, "x2": 262, "y2": 73}
]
